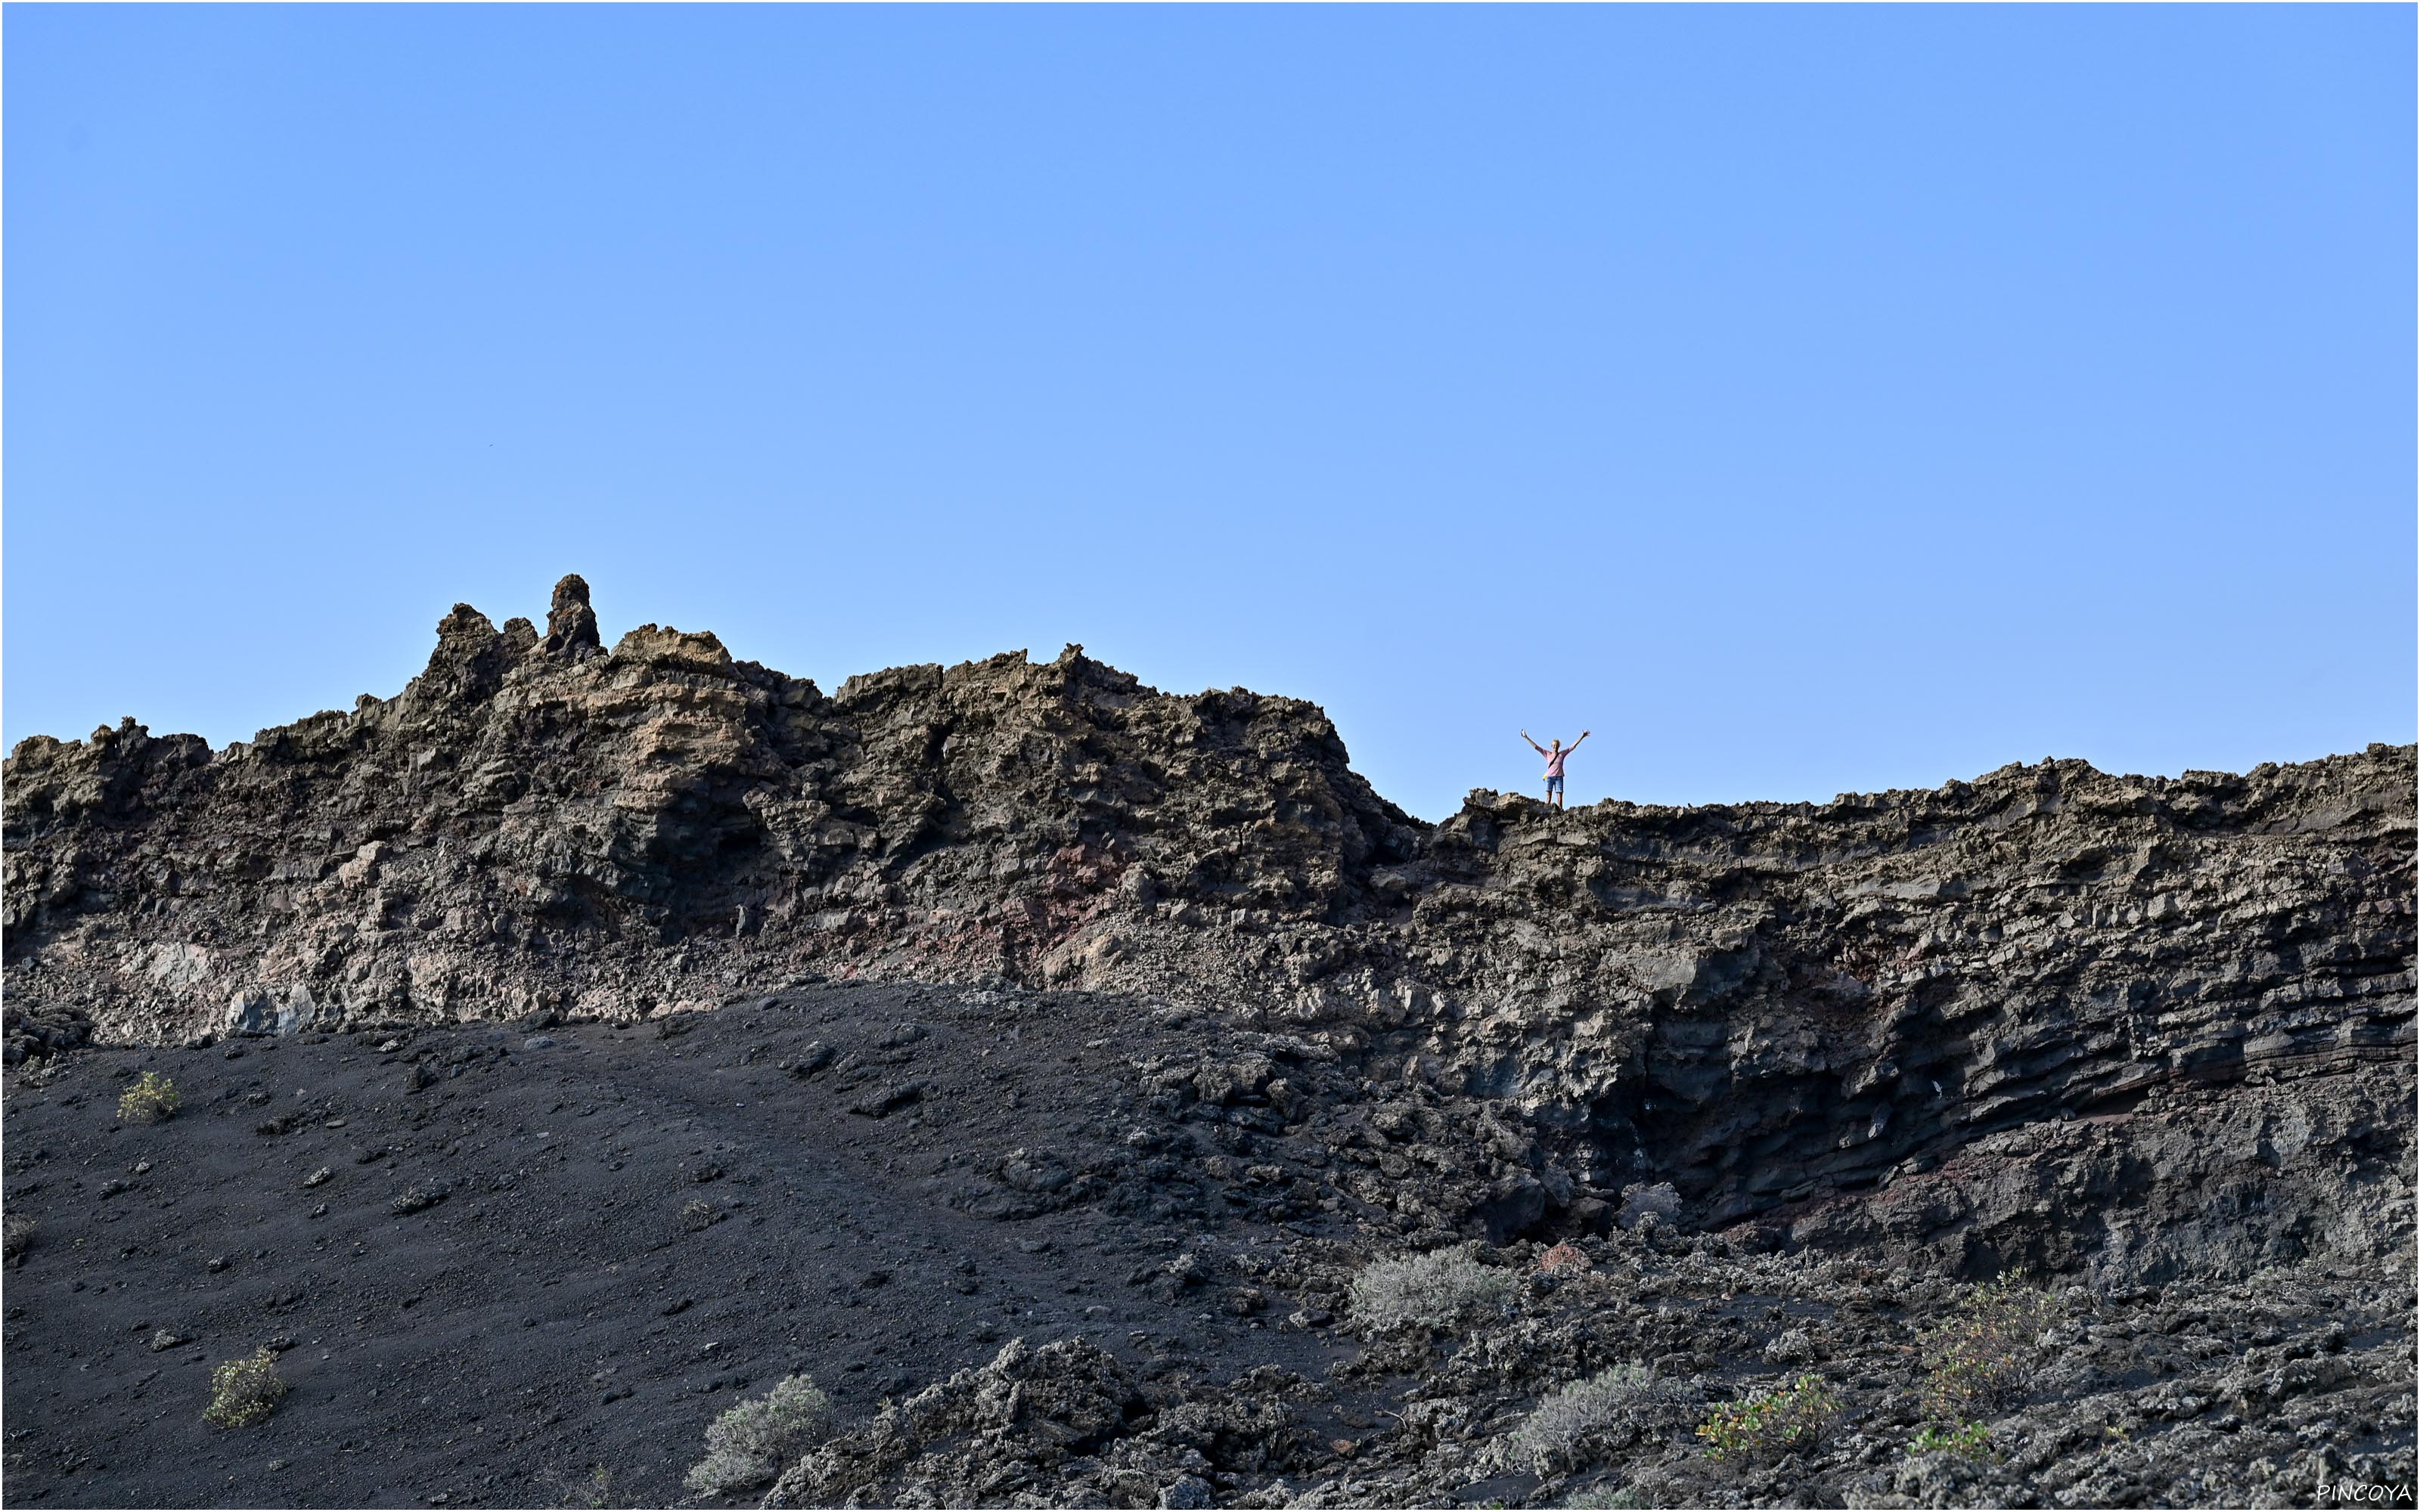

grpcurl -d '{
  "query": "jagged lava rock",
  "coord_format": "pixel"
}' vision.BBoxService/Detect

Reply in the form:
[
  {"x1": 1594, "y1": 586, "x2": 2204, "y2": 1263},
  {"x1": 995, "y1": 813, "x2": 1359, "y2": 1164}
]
[{"x1": 5, "y1": 577, "x2": 2412, "y2": 1273}]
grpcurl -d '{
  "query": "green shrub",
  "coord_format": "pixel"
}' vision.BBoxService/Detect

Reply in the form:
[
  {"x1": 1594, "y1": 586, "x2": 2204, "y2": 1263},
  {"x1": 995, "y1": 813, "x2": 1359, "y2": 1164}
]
[
  {"x1": 683, "y1": 1374, "x2": 831, "y2": 1494},
  {"x1": 1348, "y1": 1247, "x2": 1518, "y2": 1332},
  {"x1": 1503, "y1": 1365, "x2": 1659, "y2": 1473},
  {"x1": 1694, "y1": 1374, "x2": 1838, "y2": 1461},
  {"x1": 118, "y1": 1072, "x2": 181, "y2": 1125},
  {"x1": 1908, "y1": 1420, "x2": 1997, "y2": 1463},
  {"x1": 1916, "y1": 1274, "x2": 2059, "y2": 1424},
  {"x1": 203, "y1": 1346, "x2": 287, "y2": 1428}
]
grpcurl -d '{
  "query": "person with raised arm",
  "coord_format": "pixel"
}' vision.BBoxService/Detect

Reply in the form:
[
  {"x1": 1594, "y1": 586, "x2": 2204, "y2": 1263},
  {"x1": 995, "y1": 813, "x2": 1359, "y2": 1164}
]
[{"x1": 1521, "y1": 729, "x2": 1589, "y2": 812}]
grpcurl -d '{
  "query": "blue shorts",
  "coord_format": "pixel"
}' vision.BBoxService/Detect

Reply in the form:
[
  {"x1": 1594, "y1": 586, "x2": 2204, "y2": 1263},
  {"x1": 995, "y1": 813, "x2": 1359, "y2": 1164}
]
[{"x1": 1546, "y1": 774, "x2": 1564, "y2": 795}]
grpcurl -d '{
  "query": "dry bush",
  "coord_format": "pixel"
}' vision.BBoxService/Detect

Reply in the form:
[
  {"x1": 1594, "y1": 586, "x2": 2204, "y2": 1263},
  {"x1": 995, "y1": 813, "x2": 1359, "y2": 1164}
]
[
  {"x1": 118, "y1": 1071, "x2": 181, "y2": 1124},
  {"x1": 2, "y1": 1212, "x2": 33, "y2": 1264},
  {"x1": 1563, "y1": 1486, "x2": 1656, "y2": 1509},
  {"x1": 538, "y1": 1463, "x2": 614, "y2": 1508},
  {"x1": 203, "y1": 1346, "x2": 287, "y2": 1429},
  {"x1": 1503, "y1": 1364, "x2": 1659, "y2": 1473},
  {"x1": 1537, "y1": 1241, "x2": 1592, "y2": 1276},
  {"x1": 1348, "y1": 1247, "x2": 1519, "y2": 1332},
  {"x1": 683, "y1": 1374, "x2": 831, "y2": 1494}
]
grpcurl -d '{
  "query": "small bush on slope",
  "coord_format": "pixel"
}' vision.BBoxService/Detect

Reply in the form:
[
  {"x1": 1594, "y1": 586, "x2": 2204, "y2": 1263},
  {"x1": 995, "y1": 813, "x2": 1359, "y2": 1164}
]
[
  {"x1": 118, "y1": 1072, "x2": 181, "y2": 1124},
  {"x1": 684, "y1": 1375, "x2": 832, "y2": 1495},
  {"x1": 538, "y1": 1463, "x2": 613, "y2": 1508},
  {"x1": 1916, "y1": 1273, "x2": 2060, "y2": 1424},
  {"x1": 1537, "y1": 1241, "x2": 1592, "y2": 1276},
  {"x1": 1562, "y1": 1486, "x2": 1656, "y2": 1509},
  {"x1": 1348, "y1": 1247, "x2": 1518, "y2": 1332},
  {"x1": 1908, "y1": 1420, "x2": 1998, "y2": 1463},
  {"x1": 203, "y1": 1347, "x2": 287, "y2": 1429},
  {"x1": 1503, "y1": 1364, "x2": 1661, "y2": 1473},
  {"x1": 1695, "y1": 1374, "x2": 1838, "y2": 1461}
]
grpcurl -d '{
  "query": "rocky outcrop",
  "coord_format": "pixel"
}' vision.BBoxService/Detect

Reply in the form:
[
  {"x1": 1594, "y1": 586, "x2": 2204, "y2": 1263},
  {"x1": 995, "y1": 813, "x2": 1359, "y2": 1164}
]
[
  {"x1": 5, "y1": 577, "x2": 2412, "y2": 1278},
  {"x1": 2, "y1": 582, "x2": 1415, "y2": 1031},
  {"x1": 2, "y1": 578, "x2": 1426, "y2": 1041}
]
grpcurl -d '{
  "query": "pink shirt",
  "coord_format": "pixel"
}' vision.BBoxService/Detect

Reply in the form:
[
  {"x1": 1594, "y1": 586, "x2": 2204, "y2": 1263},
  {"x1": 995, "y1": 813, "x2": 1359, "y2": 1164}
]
[{"x1": 1544, "y1": 748, "x2": 1568, "y2": 778}]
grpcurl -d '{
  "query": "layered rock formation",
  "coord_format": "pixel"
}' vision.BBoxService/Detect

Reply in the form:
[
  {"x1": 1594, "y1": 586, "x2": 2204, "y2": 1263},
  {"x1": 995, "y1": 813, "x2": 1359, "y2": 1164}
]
[
  {"x1": 2, "y1": 575, "x2": 1419, "y2": 1036},
  {"x1": 6, "y1": 577, "x2": 2412, "y2": 1279}
]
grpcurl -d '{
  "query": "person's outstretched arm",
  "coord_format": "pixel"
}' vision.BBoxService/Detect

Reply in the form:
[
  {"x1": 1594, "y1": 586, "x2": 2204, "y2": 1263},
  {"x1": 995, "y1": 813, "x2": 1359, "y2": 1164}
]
[
  {"x1": 1567, "y1": 730, "x2": 1592, "y2": 751},
  {"x1": 1521, "y1": 731, "x2": 1548, "y2": 756}
]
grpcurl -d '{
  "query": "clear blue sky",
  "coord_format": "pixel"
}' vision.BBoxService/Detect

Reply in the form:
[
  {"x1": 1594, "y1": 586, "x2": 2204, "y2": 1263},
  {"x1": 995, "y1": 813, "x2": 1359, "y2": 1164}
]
[{"x1": 8, "y1": 5, "x2": 2412, "y2": 820}]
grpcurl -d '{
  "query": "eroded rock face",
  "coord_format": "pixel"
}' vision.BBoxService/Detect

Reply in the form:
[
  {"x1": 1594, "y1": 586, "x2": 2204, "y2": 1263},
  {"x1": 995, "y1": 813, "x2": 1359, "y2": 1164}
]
[
  {"x1": 5, "y1": 578, "x2": 2412, "y2": 1275},
  {"x1": 2, "y1": 581, "x2": 1423, "y2": 1041}
]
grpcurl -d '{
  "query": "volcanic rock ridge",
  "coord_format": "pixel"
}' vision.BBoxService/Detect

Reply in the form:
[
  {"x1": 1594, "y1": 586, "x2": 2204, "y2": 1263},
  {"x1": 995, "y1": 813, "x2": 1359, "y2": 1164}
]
[
  {"x1": 7, "y1": 576, "x2": 2418, "y2": 1510},
  {"x1": 6, "y1": 575, "x2": 2415, "y2": 1284}
]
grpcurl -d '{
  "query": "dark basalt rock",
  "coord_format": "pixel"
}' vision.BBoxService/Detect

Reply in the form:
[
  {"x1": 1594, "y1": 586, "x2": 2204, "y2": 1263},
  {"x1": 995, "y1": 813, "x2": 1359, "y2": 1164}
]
[
  {"x1": 4, "y1": 578, "x2": 2409, "y2": 1270},
  {"x1": 1, "y1": 578, "x2": 2412, "y2": 1510},
  {"x1": 541, "y1": 571, "x2": 601, "y2": 658}
]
